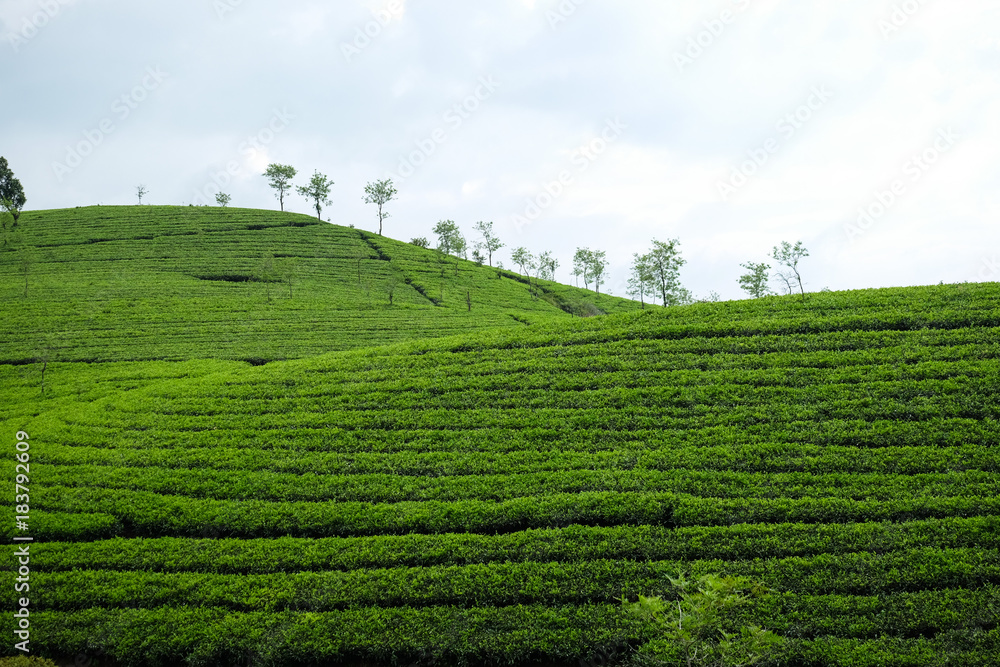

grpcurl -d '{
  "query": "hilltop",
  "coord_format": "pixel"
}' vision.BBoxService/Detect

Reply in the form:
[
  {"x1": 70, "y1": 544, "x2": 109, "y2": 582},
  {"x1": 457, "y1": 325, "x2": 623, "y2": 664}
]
[
  {"x1": 2, "y1": 279, "x2": 999, "y2": 665},
  {"x1": 0, "y1": 205, "x2": 640, "y2": 363}
]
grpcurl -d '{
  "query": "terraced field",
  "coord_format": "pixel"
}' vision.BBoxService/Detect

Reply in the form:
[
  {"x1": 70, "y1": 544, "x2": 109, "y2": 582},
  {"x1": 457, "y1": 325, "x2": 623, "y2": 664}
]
[
  {"x1": 0, "y1": 206, "x2": 637, "y2": 363},
  {"x1": 2, "y1": 271, "x2": 999, "y2": 665}
]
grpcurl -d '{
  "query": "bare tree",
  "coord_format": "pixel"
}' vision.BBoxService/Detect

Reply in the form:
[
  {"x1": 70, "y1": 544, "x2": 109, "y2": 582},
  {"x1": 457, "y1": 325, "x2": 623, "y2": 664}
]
[{"x1": 135, "y1": 184, "x2": 148, "y2": 205}]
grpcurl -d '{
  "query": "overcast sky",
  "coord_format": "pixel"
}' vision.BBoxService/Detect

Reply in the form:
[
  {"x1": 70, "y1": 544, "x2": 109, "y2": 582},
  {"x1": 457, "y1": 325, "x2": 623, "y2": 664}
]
[{"x1": 2, "y1": 0, "x2": 998, "y2": 300}]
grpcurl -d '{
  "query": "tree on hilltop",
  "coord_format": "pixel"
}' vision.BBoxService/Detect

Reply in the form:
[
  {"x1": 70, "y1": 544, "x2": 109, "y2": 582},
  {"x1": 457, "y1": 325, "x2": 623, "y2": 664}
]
[
  {"x1": 770, "y1": 241, "x2": 809, "y2": 300},
  {"x1": 511, "y1": 247, "x2": 539, "y2": 298},
  {"x1": 135, "y1": 184, "x2": 148, "y2": 205},
  {"x1": 511, "y1": 247, "x2": 535, "y2": 277},
  {"x1": 738, "y1": 261, "x2": 773, "y2": 299},
  {"x1": 473, "y1": 221, "x2": 504, "y2": 267},
  {"x1": 0, "y1": 157, "x2": 26, "y2": 226},
  {"x1": 537, "y1": 251, "x2": 558, "y2": 281},
  {"x1": 433, "y1": 220, "x2": 466, "y2": 257},
  {"x1": 363, "y1": 179, "x2": 397, "y2": 236},
  {"x1": 646, "y1": 238, "x2": 692, "y2": 306},
  {"x1": 628, "y1": 252, "x2": 654, "y2": 308},
  {"x1": 297, "y1": 171, "x2": 334, "y2": 222},
  {"x1": 264, "y1": 163, "x2": 297, "y2": 212},
  {"x1": 573, "y1": 248, "x2": 607, "y2": 294}
]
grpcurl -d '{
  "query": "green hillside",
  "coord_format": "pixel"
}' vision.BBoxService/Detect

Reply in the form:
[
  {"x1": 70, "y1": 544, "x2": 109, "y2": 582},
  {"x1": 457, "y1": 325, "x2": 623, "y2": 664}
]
[
  {"x1": 0, "y1": 206, "x2": 639, "y2": 363},
  {"x1": 2, "y1": 276, "x2": 999, "y2": 665}
]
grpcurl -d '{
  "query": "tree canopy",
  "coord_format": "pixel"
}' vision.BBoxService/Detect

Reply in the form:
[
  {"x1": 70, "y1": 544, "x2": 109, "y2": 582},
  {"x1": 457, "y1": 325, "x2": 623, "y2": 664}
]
[{"x1": 0, "y1": 157, "x2": 26, "y2": 225}]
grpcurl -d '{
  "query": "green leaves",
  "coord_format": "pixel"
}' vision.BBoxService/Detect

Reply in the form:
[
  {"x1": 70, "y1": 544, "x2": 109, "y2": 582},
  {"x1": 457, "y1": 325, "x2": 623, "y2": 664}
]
[{"x1": 625, "y1": 573, "x2": 781, "y2": 667}]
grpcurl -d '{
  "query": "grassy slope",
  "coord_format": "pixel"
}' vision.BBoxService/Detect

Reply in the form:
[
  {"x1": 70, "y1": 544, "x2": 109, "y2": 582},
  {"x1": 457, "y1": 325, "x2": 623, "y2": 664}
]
[
  {"x1": 2, "y1": 281, "x2": 999, "y2": 665},
  {"x1": 0, "y1": 206, "x2": 639, "y2": 362}
]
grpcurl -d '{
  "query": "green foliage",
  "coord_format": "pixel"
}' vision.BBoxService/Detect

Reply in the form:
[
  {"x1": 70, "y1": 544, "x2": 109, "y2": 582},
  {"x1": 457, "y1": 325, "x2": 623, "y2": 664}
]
[
  {"x1": 771, "y1": 241, "x2": 809, "y2": 299},
  {"x1": 645, "y1": 238, "x2": 691, "y2": 306},
  {"x1": 363, "y1": 178, "x2": 397, "y2": 235},
  {"x1": 573, "y1": 247, "x2": 608, "y2": 293},
  {"x1": 538, "y1": 250, "x2": 559, "y2": 281},
  {"x1": 215, "y1": 192, "x2": 231, "y2": 207},
  {"x1": 738, "y1": 262, "x2": 773, "y2": 299},
  {"x1": 0, "y1": 656, "x2": 61, "y2": 667},
  {"x1": 511, "y1": 246, "x2": 535, "y2": 276},
  {"x1": 624, "y1": 573, "x2": 780, "y2": 667},
  {"x1": 295, "y1": 170, "x2": 334, "y2": 221},
  {"x1": 263, "y1": 163, "x2": 297, "y2": 211},
  {"x1": 432, "y1": 219, "x2": 465, "y2": 258},
  {"x1": 0, "y1": 156, "x2": 26, "y2": 223},
  {"x1": 1, "y1": 222, "x2": 998, "y2": 666},
  {"x1": 0, "y1": 207, "x2": 640, "y2": 362},
  {"x1": 629, "y1": 252, "x2": 654, "y2": 306},
  {"x1": 473, "y1": 220, "x2": 503, "y2": 266}
]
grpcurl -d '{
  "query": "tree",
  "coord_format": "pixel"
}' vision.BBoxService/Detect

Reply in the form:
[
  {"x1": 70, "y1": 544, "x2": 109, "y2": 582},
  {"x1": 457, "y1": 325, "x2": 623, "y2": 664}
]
[
  {"x1": 511, "y1": 247, "x2": 539, "y2": 298},
  {"x1": 453, "y1": 234, "x2": 468, "y2": 262},
  {"x1": 572, "y1": 248, "x2": 607, "y2": 294},
  {"x1": 738, "y1": 262, "x2": 773, "y2": 299},
  {"x1": 770, "y1": 240, "x2": 809, "y2": 299},
  {"x1": 646, "y1": 238, "x2": 691, "y2": 306},
  {"x1": 0, "y1": 157, "x2": 26, "y2": 225},
  {"x1": 432, "y1": 220, "x2": 465, "y2": 257},
  {"x1": 471, "y1": 249, "x2": 485, "y2": 266},
  {"x1": 628, "y1": 253, "x2": 654, "y2": 308},
  {"x1": 135, "y1": 184, "x2": 148, "y2": 205},
  {"x1": 537, "y1": 251, "x2": 559, "y2": 281},
  {"x1": 572, "y1": 248, "x2": 593, "y2": 290},
  {"x1": 215, "y1": 192, "x2": 231, "y2": 207},
  {"x1": 296, "y1": 171, "x2": 334, "y2": 221},
  {"x1": 473, "y1": 221, "x2": 504, "y2": 267},
  {"x1": 511, "y1": 247, "x2": 535, "y2": 277},
  {"x1": 589, "y1": 249, "x2": 608, "y2": 294},
  {"x1": 264, "y1": 163, "x2": 297, "y2": 212},
  {"x1": 410, "y1": 237, "x2": 429, "y2": 248},
  {"x1": 363, "y1": 179, "x2": 397, "y2": 236},
  {"x1": 622, "y1": 573, "x2": 782, "y2": 667}
]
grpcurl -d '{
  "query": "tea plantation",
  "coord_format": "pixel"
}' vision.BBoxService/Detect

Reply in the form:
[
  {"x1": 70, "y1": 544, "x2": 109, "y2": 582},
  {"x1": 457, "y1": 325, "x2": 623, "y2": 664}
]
[
  {"x1": 2, "y1": 207, "x2": 999, "y2": 666},
  {"x1": 0, "y1": 206, "x2": 637, "y2": 363}
]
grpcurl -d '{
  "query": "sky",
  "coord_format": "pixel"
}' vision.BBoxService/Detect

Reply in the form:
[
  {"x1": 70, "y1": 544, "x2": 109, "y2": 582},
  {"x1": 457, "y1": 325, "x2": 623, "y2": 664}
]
[{"x1": 1, "y1": 0, "x2": 998, "y2": 300}]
